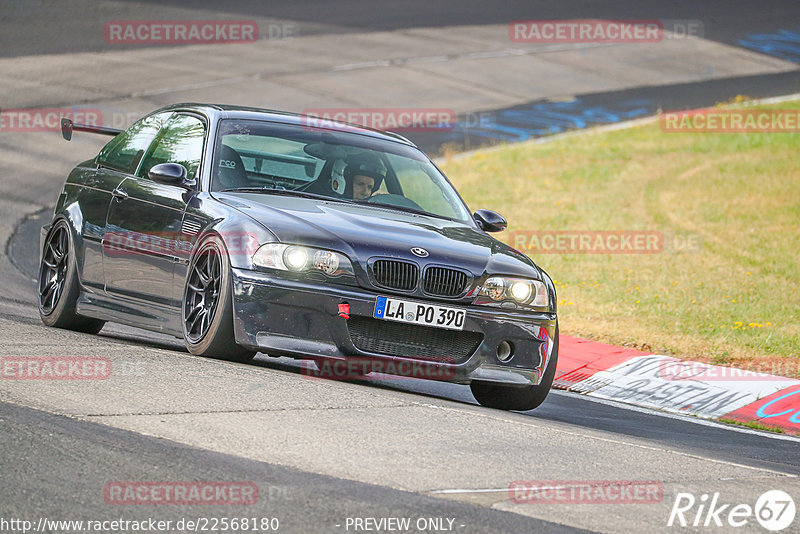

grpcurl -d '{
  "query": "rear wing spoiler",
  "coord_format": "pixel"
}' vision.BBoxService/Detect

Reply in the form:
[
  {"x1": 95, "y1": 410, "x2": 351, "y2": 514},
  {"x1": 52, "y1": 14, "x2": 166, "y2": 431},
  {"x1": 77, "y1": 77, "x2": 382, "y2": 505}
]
[{"x1": 60, "y1": 118, "x2": 122, "y2": 141}]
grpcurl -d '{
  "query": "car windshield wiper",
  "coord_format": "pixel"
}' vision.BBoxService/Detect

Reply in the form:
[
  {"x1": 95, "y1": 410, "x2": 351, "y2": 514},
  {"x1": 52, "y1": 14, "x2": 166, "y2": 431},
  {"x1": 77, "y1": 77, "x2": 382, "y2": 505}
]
[
  {"x1": 219, "y1": 187, "x2": 356, "y2": 204},
  {"x1": 354, "y1": 200, "x2": 453, "y2": 221},
  {"x1": 220, "y1": 188, "x2": 455, "y2": 220}
]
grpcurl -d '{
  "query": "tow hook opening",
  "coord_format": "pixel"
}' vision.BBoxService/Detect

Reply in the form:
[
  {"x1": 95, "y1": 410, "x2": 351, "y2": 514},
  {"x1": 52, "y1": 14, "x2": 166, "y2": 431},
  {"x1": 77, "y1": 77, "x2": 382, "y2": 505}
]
[{"x1": 497, "y1": 340, "x2": 514, "y2": 362}]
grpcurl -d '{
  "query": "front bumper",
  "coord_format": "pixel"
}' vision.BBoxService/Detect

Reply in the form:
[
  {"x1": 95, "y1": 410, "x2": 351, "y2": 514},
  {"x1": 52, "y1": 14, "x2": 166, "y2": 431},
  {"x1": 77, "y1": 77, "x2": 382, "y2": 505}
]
[{"x1": 231, "y1": 268, "x2": 557, "y2": 386}]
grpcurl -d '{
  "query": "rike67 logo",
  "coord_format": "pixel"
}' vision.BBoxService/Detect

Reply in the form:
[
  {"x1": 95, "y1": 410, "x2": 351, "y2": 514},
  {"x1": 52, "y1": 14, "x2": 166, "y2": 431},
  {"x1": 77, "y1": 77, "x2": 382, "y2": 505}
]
[{"x1": 668, "y1": 490, "x2": 796, "y2": 531}]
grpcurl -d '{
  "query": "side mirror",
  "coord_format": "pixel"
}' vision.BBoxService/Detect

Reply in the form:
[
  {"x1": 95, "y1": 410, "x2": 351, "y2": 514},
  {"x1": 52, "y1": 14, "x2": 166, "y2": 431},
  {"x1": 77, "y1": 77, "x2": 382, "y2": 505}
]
[
  {"x1": 149, "y1": 163, "x2": 192, "y2": 188},
  {"x1": 473, "y1": 209, "x2": 507, "y2": 232}
]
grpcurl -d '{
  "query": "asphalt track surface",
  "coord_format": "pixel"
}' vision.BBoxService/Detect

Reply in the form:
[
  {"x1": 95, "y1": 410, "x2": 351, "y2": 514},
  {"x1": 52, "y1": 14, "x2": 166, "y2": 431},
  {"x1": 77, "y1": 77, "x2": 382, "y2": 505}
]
[
  {"x1": 4, "y1": 0, "x2": 800, "y2": 57},
  {"x1": 2, "y1": 2, "x2": 800, "y2": 533}
]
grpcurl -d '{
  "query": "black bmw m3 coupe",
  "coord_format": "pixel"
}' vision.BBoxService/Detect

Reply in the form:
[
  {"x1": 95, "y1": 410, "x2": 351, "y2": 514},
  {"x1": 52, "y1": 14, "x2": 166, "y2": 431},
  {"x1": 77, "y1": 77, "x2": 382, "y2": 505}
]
[{"x1": 40, "y1": 103, "x2": 558, "y2": 411}]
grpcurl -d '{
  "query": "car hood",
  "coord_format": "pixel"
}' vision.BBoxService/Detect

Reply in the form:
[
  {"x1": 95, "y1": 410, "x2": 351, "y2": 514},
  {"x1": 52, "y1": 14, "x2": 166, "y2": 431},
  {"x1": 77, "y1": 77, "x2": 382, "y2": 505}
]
[{"x1": 214, "y1": 192, "x2": 542, "y2": 280}]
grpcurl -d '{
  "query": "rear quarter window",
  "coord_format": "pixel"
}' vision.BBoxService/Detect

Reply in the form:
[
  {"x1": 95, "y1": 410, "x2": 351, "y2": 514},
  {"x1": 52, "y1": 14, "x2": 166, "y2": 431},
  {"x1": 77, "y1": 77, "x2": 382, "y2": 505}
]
[{"x1": 96, "y1": 112, "x2": 171, "y2": 174}]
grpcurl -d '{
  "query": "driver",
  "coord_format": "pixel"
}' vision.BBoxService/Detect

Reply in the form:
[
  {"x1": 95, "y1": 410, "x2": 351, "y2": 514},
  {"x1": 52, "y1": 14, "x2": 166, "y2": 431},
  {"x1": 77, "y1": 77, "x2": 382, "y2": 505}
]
[{"x1": 343, "y1": 156, "x2": 386, "y2": 200}]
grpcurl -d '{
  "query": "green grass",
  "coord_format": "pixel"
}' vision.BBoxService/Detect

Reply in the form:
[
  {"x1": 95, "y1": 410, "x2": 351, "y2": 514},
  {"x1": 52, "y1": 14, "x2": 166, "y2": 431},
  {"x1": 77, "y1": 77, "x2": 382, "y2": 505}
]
[
  {"x1": 718, "y1": 417, "x2": 787, "y2": 434},
  {"x1": 441, "y1": 99, "x2": 800, "y2": 375}
]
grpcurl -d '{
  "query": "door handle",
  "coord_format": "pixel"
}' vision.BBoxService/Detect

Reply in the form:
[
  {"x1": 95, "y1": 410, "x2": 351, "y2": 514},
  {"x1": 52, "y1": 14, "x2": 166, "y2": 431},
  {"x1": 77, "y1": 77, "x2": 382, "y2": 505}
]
[{"x1": 112, "y1": 187, "x2": 128, "y2": 201}]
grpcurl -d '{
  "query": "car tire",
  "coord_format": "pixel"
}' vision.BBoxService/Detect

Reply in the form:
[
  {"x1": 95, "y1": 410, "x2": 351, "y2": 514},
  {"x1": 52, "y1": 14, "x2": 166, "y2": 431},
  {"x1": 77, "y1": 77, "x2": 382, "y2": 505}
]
[
  {"x1": 470, "y1": 324, "x2": 559, "y2": 411},
  {"x1": 182, "y1": 234, "x2": 255, "y2": 362},
  {"x1": 38, "y1": 219, "x2": 106, "y2": 334}
]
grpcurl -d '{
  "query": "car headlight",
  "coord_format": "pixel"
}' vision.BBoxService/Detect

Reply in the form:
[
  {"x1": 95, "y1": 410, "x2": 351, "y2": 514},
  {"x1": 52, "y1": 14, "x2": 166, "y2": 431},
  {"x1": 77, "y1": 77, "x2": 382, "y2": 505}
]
[
  {"x1": 476, "y1": 276, "x2": 549, "y2": 308},
  {"x1": 252, "y1": 243, "x2": 354, "y2": 278},
  {"x1": 283, "y1": 245, "x2": 310, "y2": 271}
]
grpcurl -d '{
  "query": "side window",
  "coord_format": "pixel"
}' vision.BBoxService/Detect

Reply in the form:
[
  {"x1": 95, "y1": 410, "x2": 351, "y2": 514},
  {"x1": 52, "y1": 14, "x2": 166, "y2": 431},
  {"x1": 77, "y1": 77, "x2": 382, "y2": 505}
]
[
  {"x1": 97, "y1": 113, "x2": 170, "y2": 174},
  {"x1": 138, "y1": 114, "x2": 206, "y2": 180}
]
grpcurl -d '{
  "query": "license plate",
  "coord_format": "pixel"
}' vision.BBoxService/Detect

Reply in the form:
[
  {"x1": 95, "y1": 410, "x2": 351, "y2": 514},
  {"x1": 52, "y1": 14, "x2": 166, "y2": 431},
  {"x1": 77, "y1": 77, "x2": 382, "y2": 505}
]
[{"x1": 373, "y1": 296, "x2": 465, "y2": 331}]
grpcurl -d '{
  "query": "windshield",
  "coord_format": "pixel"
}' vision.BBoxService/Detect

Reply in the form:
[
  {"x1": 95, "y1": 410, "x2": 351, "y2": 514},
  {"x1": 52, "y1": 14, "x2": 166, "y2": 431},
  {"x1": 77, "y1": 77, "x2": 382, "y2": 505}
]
[{"x1": 211, "y1": 119, "x2": 472, "y2": 221}]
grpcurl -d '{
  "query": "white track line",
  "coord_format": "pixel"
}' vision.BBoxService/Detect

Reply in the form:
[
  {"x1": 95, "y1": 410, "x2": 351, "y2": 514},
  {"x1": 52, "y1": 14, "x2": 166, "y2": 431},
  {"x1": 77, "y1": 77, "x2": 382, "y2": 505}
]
[
  {"x1": 551, "y1": 389, "x2": 800, "y2": 443},
  {"x1": 419, "y1": 402, "x2": 799, "y2": 476}
]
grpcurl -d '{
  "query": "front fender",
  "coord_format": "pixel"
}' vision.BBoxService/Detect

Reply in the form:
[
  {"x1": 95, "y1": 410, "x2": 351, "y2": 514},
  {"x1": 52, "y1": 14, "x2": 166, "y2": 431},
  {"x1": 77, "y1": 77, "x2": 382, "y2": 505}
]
[
  {"x1": 39, "y1": 223, "x2": 52, "y2": 267},
  {"x1": 203, "y1": 216, "x2": 277, "y2": 270}
]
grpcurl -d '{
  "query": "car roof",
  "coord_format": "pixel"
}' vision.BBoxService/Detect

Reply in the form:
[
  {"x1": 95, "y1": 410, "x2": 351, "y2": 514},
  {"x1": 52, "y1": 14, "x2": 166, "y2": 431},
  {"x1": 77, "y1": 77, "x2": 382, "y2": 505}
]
[{"x1": 157, "y1": 103, "x2": 417, "y2": 147}]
